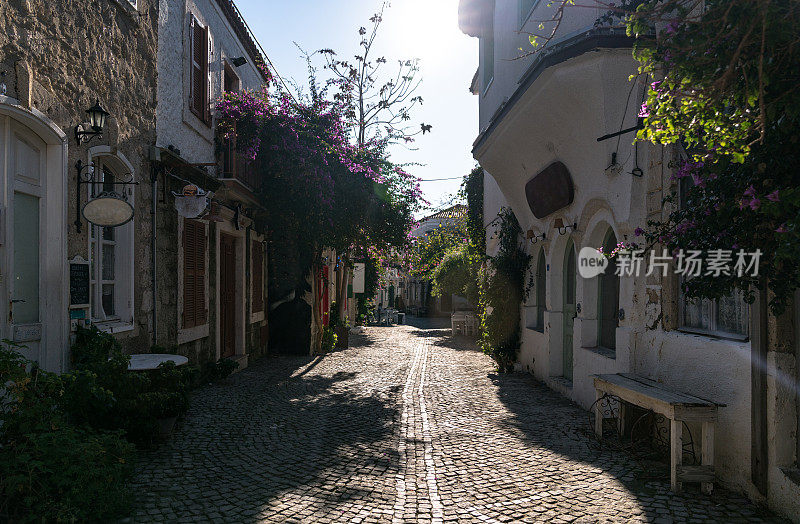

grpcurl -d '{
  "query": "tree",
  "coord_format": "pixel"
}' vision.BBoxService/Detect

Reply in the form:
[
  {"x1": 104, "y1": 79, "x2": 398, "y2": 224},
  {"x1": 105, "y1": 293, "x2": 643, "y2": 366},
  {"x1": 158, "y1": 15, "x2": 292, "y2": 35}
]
[
  {"x1": 319, "y1": 2, "x2": 425, "y2": 148},
  {"x1": 216, "y1": 85, "x2": 421, "y2": 352}
]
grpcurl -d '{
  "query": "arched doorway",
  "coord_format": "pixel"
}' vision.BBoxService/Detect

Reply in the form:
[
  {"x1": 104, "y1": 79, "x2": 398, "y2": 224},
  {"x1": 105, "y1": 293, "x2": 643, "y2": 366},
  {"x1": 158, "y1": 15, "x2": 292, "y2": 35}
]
[
  {"x1": 598, "y1": 229, "x2": 619, "y2": 351},
  {"x1": 562, "y1": 238, "x2": 576, "y2": 381},
  {"x1": 0, "y1": 104, "x2": 68, "y2": 372}
]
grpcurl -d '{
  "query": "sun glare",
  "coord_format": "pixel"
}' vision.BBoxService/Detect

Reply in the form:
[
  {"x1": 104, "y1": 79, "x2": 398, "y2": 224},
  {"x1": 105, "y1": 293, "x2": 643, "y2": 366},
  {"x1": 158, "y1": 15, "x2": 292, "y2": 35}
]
[{"x1": 386, "y1": 0, "x2": 460, "y2": 63}]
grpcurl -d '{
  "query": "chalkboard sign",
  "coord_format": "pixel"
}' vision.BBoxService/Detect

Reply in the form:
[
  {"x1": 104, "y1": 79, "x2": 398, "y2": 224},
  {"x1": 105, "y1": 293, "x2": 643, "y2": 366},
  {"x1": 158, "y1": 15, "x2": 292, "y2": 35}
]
[{"x1": 70, "y1": 260, "x2": 90, "y2": 306}]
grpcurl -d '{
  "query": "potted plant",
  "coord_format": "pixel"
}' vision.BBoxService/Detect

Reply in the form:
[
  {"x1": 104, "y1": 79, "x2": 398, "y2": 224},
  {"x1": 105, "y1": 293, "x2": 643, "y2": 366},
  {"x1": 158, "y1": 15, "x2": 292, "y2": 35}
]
[{"x1": 141, "y1": 391, "x2": 189, "y2": 440}]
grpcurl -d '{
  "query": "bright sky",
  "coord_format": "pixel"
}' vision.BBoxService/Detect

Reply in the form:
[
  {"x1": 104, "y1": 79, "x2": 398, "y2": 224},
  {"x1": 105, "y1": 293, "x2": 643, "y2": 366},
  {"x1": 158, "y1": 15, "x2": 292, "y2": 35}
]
[{"x1": 235, "y1": 0, "x2": 479, "y2": 214}]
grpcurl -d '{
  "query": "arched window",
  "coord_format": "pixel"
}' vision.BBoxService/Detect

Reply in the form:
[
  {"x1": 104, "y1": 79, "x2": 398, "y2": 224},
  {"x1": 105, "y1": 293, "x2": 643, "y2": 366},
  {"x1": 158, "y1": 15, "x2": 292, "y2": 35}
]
[
  {"x1": 88, "y1": 155, "x2": 134, "y2": 329},
  {"x1": 535, "y1": 249, "x2": 546, "y2": 329},
  {"x1": 598, "y1": 229, "x2": 619, "y2": 351}
]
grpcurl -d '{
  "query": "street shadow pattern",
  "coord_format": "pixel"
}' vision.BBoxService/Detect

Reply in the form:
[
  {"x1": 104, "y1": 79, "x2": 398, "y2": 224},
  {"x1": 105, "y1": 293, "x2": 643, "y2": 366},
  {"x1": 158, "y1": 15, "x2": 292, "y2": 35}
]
[
  {"x1": 130, "y1": 347, "x2": 409, "y2": 522},
  {"x1": 419, "y1": 326, "x2": 785, "y2": 523}
]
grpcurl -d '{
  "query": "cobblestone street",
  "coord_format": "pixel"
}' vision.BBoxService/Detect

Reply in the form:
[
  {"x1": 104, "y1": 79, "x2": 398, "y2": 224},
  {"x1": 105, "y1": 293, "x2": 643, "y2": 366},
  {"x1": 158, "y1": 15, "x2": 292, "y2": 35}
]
[{"x1": 131, "y1": 318, "x2": 782, "y2": 523}]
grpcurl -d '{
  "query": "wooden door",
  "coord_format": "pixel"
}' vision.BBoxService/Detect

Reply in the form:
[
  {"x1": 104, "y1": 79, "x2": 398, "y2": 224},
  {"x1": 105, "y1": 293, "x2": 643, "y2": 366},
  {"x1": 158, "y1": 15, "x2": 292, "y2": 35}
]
[
  {"x1": 220, "y1": 233, "x2": 236, "y2": 358},
  {"x1": 598, "y1": 230, "x2": 619, "y2": 350},
  {"x1": 562, "y1": 239, "x2": 576, "y2": 381}
]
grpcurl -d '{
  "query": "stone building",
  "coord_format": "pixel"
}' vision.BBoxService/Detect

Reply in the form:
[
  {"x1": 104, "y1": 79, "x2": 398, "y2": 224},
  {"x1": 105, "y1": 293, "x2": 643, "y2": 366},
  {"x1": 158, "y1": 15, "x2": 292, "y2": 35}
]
[
  {"x1": 459, "y1": 0, "x2": 800, "y2": 518},
  {"x1": 151, "y1": 0, "x2": 270, "y2": 369},
  {"x1": 0, "y1": 0, "x2": 270, "y2": 373},
  {"x1": 0, "y1": 0, "x2": 159, "y2": 371}
]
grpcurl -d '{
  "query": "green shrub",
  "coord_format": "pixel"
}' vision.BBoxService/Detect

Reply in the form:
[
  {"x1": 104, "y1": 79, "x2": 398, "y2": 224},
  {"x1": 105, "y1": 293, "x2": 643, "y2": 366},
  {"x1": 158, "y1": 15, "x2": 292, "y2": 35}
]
[
  {"x1": 321, "y1": 326, "x2": 338, "y2": 352},
  {"x1": 201, "y1": 357, "x2": 239, "y2": 383},
  {"x1": 0, "y1": 341, "x2": 135, "y2": 522},
  {"x1": 67, "y1": 326, "x2": 194, "y2": 447}
]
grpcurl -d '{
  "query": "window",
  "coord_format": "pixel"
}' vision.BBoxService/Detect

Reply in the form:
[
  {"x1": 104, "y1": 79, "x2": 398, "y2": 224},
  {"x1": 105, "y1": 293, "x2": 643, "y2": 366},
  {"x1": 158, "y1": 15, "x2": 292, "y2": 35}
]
[
  {"x1": 678, "y1": 174, "x2": 749, "y2": 338},
  {"x1": 89, "y1": 161, "x2": 133, "y2": 326},
  {"x1": 481, "y1": 2, "x2": 495, "y2": 91},
  {"x1": 535, "y1": 249, "x2": 546, "y2": 329},
  {"x1": 518, "y1": 0, "x2": 537, "y2": 26},
  {"x1": 182, "y1": 218, "x2": 208, "y2": 328},
  {"x1": 251, "y1": 239, "x2": 264, "y2": 314},
  {"x1": 189, "y1": 16, "x2": 212, "y2": 124},
  {"x1": 598, "y1": 229, "x2": 620, "y2": 350},
  {"x1": 224, "y1": 62, "x2": 240, "y2": 93}
]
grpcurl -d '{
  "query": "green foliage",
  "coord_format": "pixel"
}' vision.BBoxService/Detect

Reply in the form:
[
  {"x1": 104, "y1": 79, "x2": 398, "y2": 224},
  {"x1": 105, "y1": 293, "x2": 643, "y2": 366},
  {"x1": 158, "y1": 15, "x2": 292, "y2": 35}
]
[
  {"x1": 67, "y1": 326, "x2": 194, "y2": 447},
  {"x1": 0, "y1": 341, "x2": 135, "y2": 523},
  {"x1": 406, "y1": 212, "x2": 468, "y2": 279},
  {"x1": 202, "y1": 357, "x2": 240, "y2": 383},
  {"x1": 321, "y1": 326, "x2": 338, "y2": 352},
  {"x1": 462, "y1": 165, "x2": 486, "y2": 253},
  {"x1": 432, "y1": 242, "x2": 480, "y2": 305},
  {"x1": 478, "y1": 209, "x2": 530, "y2": 371},
  {"x1": 620, "y1": 0, "x2": 800, "y2": 313}
]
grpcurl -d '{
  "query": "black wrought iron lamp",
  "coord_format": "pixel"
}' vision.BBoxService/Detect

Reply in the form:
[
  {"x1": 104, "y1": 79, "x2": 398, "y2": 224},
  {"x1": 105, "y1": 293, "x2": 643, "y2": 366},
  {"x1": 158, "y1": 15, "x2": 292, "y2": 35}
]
[
  {"x1": 526, "y1": 229, "x2": 546, "y2": 244},
  {"x1": 74, "y1": 100, "x2": 110, "y2": 144},
  {"x1": 554, "y1": 217, "x2": 577, "y2": 236},
  {"x1": 74, "y1": 160, "x2": 139, "y2": 233}
]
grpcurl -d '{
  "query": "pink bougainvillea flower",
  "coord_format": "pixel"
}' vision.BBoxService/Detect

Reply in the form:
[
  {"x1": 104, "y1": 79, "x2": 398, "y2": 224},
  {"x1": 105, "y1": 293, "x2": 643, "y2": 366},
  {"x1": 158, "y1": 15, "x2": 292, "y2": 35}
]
[
  {"x1": 634, "y1": 227, "x2": 645, "y2": 237},
  {"x1": 748, "y1": 198, "x2": 761, "y2": 211},
  {"x1": 776, "y1": 224, "x2": 788, "y2": 233},
  {"x1": 638, "y1": 103, "x2": 650, "y2": 118},
  {"x1": 766, "y1": 190, "x2": 780, "y2": 202}
]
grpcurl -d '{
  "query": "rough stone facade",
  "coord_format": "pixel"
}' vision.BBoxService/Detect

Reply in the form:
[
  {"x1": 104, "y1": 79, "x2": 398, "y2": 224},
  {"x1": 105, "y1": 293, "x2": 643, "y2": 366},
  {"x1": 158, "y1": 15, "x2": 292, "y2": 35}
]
[{"x1": 0, "y1": 0, "x2": 159, "y2": 366}]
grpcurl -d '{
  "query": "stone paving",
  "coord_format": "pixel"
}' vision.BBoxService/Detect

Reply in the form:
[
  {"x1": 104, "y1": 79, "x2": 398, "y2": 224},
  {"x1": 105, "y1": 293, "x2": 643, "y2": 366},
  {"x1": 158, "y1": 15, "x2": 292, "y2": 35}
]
[{"x1": 130, "y1": 318, "x2": 783, "y2": 523}]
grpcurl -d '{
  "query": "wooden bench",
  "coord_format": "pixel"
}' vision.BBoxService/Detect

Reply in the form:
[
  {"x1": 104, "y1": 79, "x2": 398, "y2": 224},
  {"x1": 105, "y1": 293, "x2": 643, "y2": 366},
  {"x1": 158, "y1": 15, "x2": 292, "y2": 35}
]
[{"x1": 593, "y1": 373, "x2": 724, "y2": 494}]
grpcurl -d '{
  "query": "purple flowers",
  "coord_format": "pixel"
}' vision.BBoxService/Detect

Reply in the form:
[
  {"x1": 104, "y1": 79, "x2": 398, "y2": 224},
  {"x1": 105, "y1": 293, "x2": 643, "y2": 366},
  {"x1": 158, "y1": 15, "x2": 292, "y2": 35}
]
[
  {"x1": 638, "y1": 102, "x2": 650, "y2": 118},
  {"x1": 634, "y1": 227, "x2": 645, "y2": 237},
  {"x1": 766, "y1": 190, "x2": 780, "y2": 202}
]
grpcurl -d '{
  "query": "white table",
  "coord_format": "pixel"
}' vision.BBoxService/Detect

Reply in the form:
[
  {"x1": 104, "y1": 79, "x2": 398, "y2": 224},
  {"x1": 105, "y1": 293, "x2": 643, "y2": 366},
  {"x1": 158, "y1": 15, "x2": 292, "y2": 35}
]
[{"x1": 128, "y1": 353, "x2": 189, "y2": 371}]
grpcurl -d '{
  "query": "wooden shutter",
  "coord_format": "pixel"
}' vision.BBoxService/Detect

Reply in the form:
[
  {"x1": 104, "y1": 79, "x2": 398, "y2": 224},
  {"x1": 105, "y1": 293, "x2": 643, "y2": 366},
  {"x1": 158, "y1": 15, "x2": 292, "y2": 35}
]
[
  {"x1": 252, "y1": 240, "x2": 264, "y2": 313},
  {"x1": 183, "y1": 219, "x2": 207, "y2": 328},
  {"x1": 190, "y1": 16, "x2": 208, "y2": 122}
]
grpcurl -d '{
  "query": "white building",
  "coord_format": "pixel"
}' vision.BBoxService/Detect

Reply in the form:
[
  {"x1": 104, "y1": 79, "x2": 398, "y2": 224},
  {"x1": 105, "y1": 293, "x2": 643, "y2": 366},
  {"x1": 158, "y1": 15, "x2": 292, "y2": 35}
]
[{"x1": 459, "y1": 0, "x2": 799, "y2": 518}]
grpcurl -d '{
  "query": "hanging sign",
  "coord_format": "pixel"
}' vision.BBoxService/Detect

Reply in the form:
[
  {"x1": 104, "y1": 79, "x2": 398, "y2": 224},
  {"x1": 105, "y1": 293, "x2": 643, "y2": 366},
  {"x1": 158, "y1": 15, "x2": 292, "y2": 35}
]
[
  {"x1": 173, "y1": 184, "x2": 210, "y2": 219},
  {"x1": 353, "y1": 263, "x2": 366, "y2": 294}
]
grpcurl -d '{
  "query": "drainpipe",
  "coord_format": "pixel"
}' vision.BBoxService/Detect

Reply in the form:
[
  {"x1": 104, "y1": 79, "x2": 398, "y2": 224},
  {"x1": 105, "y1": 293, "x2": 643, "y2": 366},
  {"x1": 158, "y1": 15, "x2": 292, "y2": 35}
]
[
  {"x1": 751, "y1": 278, "x2": 768, "y2": 495},
  {"x1": 149, "y1": 154, "x2": 159, "y2": 347}
]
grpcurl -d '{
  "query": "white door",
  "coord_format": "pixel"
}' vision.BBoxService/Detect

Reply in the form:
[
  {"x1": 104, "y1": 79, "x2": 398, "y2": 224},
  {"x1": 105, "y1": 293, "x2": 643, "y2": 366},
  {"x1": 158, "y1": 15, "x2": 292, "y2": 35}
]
[{"x1": 0, "y1": 116, "x2": 47, "y2": 364}]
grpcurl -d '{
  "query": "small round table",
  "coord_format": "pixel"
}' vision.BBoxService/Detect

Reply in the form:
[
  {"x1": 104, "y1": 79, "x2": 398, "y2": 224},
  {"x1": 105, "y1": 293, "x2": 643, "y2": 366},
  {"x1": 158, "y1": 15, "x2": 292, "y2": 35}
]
[{"x1": 128, "y1": 354, "x2": 189, "y2": 371}]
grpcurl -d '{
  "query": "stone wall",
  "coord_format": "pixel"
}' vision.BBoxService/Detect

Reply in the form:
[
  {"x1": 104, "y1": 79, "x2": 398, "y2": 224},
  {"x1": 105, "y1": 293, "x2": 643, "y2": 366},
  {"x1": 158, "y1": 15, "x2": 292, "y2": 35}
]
[{"x1": 0, "y1": 0, "x2": 159, "y2": 360}]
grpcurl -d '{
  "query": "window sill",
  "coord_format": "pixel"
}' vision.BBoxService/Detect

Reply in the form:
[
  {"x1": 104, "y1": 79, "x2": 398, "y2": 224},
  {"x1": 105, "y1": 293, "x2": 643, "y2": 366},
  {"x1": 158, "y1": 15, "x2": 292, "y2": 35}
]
[
  {"x1": 109, "y1": 0, "x2": 138, "y2": 17},
  {"x1": 92, "y1": 320, "x2": 135, "y2": 335},
  {"x1": 177, "y1": 323, "x2": 209, "y2": 345},
  {"x1": 581, "y1": 346, "x2": 617, "y2": 359},
  {"x1": 526, "y1": 326, "x2": 544, "y2": 333},
  {"x1": 676, "y1": 328, "x2": 749, "y2": 343},
  {"x1": 482, "y1": 77, "x2": 494, "y2": 98}
]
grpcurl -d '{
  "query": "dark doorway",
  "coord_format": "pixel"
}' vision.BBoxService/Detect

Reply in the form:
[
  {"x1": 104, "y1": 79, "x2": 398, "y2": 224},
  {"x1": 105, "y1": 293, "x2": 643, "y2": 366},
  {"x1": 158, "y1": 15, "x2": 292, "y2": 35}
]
[{"x1": 220, "y1": 233, "x2": 236, "y2": 358}]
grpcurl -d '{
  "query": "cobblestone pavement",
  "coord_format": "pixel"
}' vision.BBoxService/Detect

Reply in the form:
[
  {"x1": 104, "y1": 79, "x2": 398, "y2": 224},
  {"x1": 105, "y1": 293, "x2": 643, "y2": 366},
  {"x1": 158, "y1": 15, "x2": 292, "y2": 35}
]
[{"x1": 131, "y1": 318, "x2": 783, "y2": 523}]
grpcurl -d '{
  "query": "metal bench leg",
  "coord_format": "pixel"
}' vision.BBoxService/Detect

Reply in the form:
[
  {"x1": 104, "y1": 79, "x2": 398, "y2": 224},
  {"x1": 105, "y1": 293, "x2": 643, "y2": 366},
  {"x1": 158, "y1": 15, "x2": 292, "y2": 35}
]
[
  {"x1": 670, "y1": 419, "x2": 683, "y2": 492},
  {"x1": 701, "y1": 421, "x2": 715, "y2": 494},
  {"x1": 594, "y1": 391, "x2": 604, "y2": 438}
]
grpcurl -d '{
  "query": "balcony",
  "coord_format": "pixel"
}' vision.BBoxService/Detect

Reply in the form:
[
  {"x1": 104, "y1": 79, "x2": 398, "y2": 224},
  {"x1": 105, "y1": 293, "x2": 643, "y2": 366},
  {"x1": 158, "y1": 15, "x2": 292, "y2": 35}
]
[{"x1": 220, "y1": 136, "x2": 260, "y2": 195}]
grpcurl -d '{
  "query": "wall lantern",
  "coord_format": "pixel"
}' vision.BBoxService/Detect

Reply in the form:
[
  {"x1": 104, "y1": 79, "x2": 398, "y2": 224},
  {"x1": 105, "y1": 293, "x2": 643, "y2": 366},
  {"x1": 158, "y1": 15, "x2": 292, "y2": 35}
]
[
  {"x1": 526, "y1": 229, "x2": 546, "y2": 244},
  {"x1": 75, "y1": 100, "x2": 110, "y2": 144},
  {"x1": 74, "y1": 160, "x2": 138, "y2": 233},
  {"x1": 231, "y1": 56, "x2": 247, "y2": 67},
  {"x1": 553, "y1": 217, "x2": 577, "y2": 236}
]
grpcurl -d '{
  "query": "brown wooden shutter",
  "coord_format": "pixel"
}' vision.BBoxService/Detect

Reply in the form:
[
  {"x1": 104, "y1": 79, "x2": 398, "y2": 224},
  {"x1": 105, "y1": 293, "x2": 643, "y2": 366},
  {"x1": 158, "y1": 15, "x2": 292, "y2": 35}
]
[
  {"x1": 190, "y1": 17, "x2": 208, "y2": 122},
  {"x1": 183, "y1": 219, "x2": 196, "y2": 328},
  {"x1": 183, "y1": 219, "x2": 207, "y2": 328},
  {"x1": 252, "y1": 240, "x2": 264, "y2": 313},
  {"x1": 195, "y1": 223, "x2": 207, "y2": 325}
]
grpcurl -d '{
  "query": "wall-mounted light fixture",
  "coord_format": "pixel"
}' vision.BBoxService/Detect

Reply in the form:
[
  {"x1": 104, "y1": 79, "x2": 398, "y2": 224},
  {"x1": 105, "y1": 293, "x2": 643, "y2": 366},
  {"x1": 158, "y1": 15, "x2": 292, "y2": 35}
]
[
  {"x1": 553, "y1": 217, "x2": 577, "y2": 236},
  {"x1": 231, "y1": 56, "x2": 247, "y2": 67},
  {"x1": 75, "y1": 160, "x2": 138, "y2": 233},
  {"x1": 526, "y1": 229, "x2": 546, "y2": 244},
  {"x1": 75, "y1": 100, "x2": 110, "y2": 144}
]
